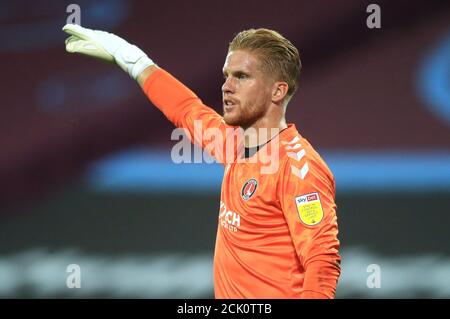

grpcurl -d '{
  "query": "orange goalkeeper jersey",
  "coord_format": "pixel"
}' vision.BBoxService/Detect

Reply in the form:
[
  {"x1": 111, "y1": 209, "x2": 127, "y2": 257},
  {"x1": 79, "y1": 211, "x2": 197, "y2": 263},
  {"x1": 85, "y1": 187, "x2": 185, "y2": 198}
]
[{"x1": 143, "y1": 69, "x2": 341, "y2": 299}]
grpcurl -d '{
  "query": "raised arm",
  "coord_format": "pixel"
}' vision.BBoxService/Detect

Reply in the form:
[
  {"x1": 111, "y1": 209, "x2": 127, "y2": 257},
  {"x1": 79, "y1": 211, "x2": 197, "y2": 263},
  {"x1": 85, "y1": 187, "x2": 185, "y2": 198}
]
[{"x1": 63, "y1": 24, "x2": 233, "y2": 163}]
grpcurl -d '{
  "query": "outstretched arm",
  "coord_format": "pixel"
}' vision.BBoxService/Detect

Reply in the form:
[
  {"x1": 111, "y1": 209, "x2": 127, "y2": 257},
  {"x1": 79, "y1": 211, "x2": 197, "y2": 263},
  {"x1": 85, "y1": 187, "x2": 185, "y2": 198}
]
[{"x1": 63, "y1": 24, "x2": 233, "y2": 163}]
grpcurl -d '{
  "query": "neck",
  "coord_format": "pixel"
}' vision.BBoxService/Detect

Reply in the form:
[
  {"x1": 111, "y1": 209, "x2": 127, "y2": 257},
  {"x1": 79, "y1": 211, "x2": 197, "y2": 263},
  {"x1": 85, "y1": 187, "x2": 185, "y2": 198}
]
[{"x1": 243, "y1": 117, "x2": 287, "y2": 148}]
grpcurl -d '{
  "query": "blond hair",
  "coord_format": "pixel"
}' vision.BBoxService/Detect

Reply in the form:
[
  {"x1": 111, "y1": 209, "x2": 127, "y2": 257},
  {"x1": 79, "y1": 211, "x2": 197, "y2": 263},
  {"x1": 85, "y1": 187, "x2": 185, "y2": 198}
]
[{"x1": 228, "y1": 28, "x2": 301, "y2": 99}]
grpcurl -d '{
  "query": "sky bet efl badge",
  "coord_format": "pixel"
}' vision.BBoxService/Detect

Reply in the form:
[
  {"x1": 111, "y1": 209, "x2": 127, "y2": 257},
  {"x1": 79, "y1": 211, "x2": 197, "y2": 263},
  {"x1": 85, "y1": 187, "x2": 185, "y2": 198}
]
[{"x1": 295, "y1": 192, "x2": 324, "y2": 226}]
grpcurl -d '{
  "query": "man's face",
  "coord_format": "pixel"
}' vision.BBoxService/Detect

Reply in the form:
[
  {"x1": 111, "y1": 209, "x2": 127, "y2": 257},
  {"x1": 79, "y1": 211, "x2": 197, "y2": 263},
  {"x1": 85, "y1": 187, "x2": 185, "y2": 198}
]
[{"x1": 222, "y1": 50, "x2": 274, "y2": 128}]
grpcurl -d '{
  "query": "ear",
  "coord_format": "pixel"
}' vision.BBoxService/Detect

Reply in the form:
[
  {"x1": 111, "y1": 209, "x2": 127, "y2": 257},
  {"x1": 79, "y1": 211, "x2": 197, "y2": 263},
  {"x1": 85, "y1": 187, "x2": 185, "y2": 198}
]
[{"x1": 271, "y1": 81, "x2": 289, "y2": 104}]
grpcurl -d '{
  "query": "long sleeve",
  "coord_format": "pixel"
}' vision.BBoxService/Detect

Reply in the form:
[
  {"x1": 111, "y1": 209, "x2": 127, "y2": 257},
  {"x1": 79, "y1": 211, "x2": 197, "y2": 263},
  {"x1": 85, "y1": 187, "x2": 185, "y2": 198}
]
[
  {"x1": 142, "y1": 69, "x2": 237, "y2": 164},
  {"x1": 278, "y1": 149, "x2": 341, "y2": 298}
]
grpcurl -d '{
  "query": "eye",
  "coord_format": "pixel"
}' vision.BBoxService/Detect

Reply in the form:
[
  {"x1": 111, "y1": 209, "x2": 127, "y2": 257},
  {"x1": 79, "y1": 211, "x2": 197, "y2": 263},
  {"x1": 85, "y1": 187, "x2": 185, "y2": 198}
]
[{"x1": 237, "y1": 73, "x2": 247, "y2": 80}]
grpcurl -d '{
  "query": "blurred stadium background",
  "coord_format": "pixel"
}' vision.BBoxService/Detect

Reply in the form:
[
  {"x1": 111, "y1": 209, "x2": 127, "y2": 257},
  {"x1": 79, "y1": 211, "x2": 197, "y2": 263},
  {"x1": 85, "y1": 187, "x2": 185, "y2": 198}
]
[{"x1": 1, "y1": 0, "x2": 450, "y2": 298}]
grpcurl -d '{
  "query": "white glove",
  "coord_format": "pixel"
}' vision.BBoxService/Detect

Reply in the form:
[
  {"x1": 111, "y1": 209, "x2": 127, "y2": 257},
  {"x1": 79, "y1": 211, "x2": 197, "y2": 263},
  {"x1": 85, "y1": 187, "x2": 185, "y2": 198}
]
[{"x1": 62, "y1": 24, "x2": 155, "y2": 79}]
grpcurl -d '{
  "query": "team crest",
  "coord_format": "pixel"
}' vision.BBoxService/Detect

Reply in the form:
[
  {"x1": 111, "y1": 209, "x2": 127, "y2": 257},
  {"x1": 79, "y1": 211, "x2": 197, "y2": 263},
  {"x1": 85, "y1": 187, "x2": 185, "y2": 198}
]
[{"x1": 241, "y1": 178, "x2": 258, "y2": 200}]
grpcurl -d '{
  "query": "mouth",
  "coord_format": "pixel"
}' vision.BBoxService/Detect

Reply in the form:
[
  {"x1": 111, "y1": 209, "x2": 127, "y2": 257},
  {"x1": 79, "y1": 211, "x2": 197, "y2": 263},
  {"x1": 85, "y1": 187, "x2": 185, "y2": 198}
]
[{"x1": 223, "y1": 98, "x2": 239, "y2": 112}]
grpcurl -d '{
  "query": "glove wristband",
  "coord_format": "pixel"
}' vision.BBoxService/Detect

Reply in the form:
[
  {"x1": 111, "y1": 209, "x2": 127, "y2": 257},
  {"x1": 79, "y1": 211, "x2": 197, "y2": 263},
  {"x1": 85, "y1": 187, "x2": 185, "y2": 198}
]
[{"x1": 114, "y1": 44, "x2": 155, "y2": 79}]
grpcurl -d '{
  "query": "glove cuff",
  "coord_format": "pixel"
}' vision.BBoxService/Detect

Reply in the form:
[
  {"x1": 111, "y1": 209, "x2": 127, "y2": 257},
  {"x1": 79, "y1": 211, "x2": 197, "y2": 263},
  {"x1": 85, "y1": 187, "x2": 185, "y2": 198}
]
[
  {"x1": 130, "y1": 56, "x2": 155, "y2": 79},
  {"x1": 114, "y1": 44, "x2": 155, "y2": 79}
]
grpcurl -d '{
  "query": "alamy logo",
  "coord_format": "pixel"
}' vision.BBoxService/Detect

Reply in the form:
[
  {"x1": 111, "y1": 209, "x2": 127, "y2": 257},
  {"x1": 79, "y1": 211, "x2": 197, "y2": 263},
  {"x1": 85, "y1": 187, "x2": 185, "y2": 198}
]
[
  {"x1": 66, "y1": 4, "x2": 81, "y2": 25},
  {"x1": 366, "y1": 4, "x2": 381, "y2": 29},
  {"x1": 367, "y1": 264, "x2": 381, "y2": 288},
  {"x1": 66, "y1": 264, "x2": 81, "y2": 289},
  {"x1": 171, "y1": 121, "x2": 280, "y2": 174}
]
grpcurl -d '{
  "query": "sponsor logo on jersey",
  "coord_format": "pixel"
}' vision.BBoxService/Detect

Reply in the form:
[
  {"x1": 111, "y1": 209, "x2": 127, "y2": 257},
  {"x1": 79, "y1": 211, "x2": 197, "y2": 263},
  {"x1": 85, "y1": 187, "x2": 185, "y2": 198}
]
[
  {"x1": 241, "y1": 178, "x2": 258, "y2": 200},
  {"x1": 219, "y1": 201, "x2": 241, "y2": 232},
  {"x1": 295, "y1": 192, "x2": 324, "y2": 226}
]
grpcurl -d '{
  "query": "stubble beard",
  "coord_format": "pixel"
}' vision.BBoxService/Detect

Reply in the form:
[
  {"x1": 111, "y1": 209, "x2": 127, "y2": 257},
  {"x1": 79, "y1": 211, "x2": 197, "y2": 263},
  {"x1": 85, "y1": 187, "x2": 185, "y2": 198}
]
[{"x1": 223, "y1": 102, "x2": 267, "y2": 129}]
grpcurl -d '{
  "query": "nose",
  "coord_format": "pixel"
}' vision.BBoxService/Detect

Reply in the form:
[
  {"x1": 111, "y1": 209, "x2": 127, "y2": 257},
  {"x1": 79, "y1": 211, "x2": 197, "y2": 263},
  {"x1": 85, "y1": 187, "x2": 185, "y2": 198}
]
[{"x1": 222, "y1": 77, "x2": 235, "y2": 94}]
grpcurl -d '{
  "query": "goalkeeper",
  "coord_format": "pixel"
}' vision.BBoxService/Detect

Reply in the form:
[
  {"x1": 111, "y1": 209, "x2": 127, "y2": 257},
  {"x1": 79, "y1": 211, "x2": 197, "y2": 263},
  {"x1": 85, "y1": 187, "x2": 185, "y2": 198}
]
[{"x1": 63, "y1": 24, "x2": 341, "y2": 298}]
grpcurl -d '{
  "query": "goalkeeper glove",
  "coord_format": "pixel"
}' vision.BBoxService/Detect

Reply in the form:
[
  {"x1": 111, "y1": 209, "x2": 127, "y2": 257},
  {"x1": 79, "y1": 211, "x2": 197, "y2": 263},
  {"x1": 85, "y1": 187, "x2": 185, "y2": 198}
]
[{"x1": 62, "y1": 24, "x2": 155, "y2": 79}]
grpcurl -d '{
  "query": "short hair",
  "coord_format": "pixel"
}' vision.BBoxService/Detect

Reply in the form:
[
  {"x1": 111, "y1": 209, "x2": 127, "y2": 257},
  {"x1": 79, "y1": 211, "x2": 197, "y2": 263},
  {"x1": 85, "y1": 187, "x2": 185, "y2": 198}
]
[{"x1": 228, "y1": 28, "x2": 301, "y2": 99}]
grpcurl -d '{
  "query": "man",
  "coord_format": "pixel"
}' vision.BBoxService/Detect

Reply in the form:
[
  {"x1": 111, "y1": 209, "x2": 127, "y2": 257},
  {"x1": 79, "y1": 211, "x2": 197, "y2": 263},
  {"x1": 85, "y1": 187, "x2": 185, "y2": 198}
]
[{"x1": 63, "y1": 24, "x2": 341, "y2": 298}]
